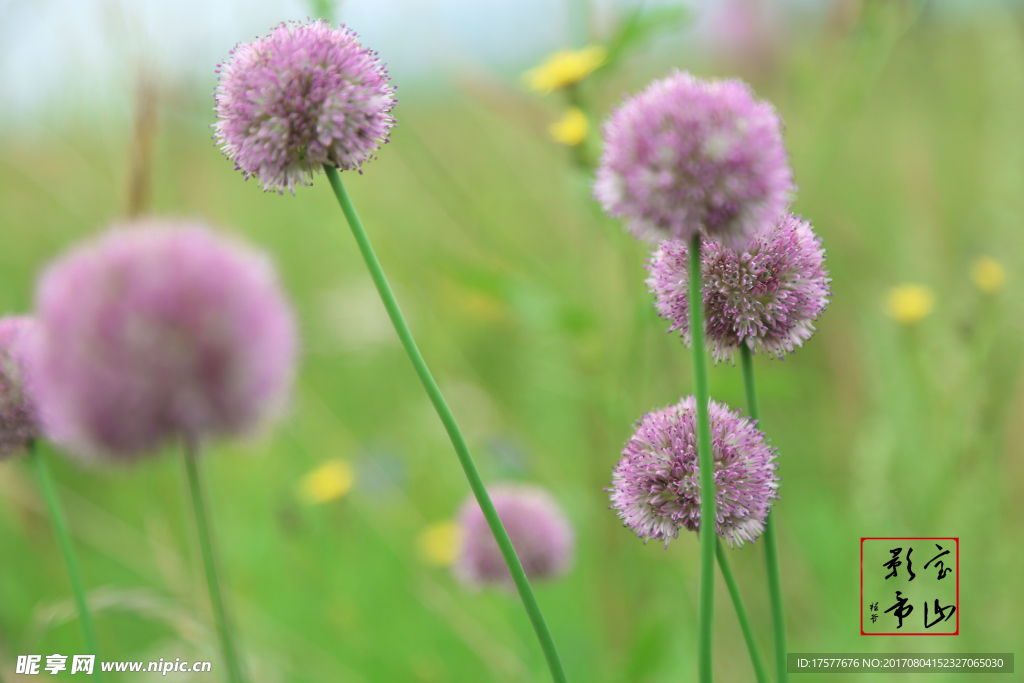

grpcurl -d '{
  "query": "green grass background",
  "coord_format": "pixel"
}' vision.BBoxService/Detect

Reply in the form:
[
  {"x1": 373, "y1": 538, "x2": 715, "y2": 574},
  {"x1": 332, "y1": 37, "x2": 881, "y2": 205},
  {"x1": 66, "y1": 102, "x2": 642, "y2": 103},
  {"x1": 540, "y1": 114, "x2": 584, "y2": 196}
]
[{"x1": 1, "y1": 3, "x2": 1022, "y2": 681}]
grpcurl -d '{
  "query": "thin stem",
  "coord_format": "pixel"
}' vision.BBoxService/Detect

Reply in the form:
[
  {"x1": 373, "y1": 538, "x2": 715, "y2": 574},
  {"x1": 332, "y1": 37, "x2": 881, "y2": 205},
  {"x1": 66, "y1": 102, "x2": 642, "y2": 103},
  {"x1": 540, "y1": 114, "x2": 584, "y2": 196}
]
[
  {"x1": 324, "y1": 165, "x2": 568, "y2": 683},
  {"x1": 716, "y1": 540, "x2": 769, "y2": 683},
  {"x1": 740, "y1": 344, "x2": 787, "y2": 683},
  {"x1": 183, "y1": 440, "x2": 245, "y2": 683},
  {"x1": 688, "y1": 235, "x2": 716, "y2": 683},
  {"x1": 28, "y1": 441, "x2": 104, "y2": 682}
]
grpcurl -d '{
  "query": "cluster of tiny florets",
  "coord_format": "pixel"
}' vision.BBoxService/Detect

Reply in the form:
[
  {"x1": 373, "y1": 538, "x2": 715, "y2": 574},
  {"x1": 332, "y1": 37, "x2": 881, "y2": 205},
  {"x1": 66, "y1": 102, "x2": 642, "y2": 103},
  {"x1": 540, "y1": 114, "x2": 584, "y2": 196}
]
[
  {"x1": 455, "y1": 484, "x2": 574, "y2": 588},
  {"x1": 29, "y1": 222, "x2": 297, "y2": 461},
  {"x1": 609, "y1": 396, "x2": 778, "y2": 547},
  {"x1": 0, "y1": 317, "x2": 41, "y2": 458},
  {"x1": 647, "y1": 213, "x2": 830, "y2": 362},
  {"x1": 214, "y1": 19, "x2": 396, "y2": 193},
  {"x1": 594, "y1": 70, "x2": 793, "y2": 249}
]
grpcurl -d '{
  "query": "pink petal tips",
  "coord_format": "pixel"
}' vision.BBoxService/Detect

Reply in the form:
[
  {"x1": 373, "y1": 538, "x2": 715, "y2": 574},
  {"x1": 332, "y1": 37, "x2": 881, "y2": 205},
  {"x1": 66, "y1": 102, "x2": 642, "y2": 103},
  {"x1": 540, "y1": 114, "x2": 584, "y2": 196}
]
[
  {"x1": 610, "y1": 396, "x2": 778, "y2": 547},
  {"x1": 455, "y1": 484, "x2": 575, "y2": 588},
  {"x1": 647, "y1": 213, "x2": 830, "y2": 362},
  {"x1": 214, "y1": 20, "x2": 397, "y2": 193},
  {"x1": 595, "y1": 70, "x2": 794, "y2": 249},
  {"x1": 29, "y1": 222, "x2": 298, "y2": 461},
  {"x1": 0, "y1": 317, "x2": 42, "y2": 458}
]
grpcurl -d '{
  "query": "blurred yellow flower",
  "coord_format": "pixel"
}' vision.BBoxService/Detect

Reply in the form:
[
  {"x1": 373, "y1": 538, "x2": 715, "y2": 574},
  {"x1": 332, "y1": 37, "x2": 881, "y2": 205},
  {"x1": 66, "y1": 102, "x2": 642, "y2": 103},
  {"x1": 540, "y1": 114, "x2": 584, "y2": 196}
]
[
  {"x1": 299, "y1": 459, "x2": 354, "y2": 504},
  {"x1": 417, "y1": 521, "x2": 462, "y2": 567},
  {"x1": 887, "y1": 285, "x2": 935, "y2": 325},
  {"x1": 549, "y1": 108, "x2": 588, "y2": 146},
  {"x1": 971, "y1": 256, "x2": 1005, "y2": 294},
  {"x1": 524, "y1": 45, "x2": 606, "y2": 93}
]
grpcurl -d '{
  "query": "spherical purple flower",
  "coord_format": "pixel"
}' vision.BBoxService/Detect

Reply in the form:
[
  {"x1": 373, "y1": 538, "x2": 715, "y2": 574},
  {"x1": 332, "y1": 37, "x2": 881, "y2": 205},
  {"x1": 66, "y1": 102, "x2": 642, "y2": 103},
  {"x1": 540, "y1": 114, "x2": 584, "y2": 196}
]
[
  {"x1": 647, "y1": 213, "x2": 830, "y2": 362},
  {"x1": 29, "y1": 222, "x2": 298, "y2": 461},
  {"x1": 214, "y1": 19, "x2": 397, "y2": 194},
  {"x1": 0, "y1": 317, "x2": 41, "y2": 458},
  {"x1": 610, "y1": 396, "x2": 778, "y2": 547},
  {"x1": 594, "y1": 70, "x2": 793, "y2": 248},
  {"x1": 455, "y1": 484, "x2": 574, "y2": 588}
]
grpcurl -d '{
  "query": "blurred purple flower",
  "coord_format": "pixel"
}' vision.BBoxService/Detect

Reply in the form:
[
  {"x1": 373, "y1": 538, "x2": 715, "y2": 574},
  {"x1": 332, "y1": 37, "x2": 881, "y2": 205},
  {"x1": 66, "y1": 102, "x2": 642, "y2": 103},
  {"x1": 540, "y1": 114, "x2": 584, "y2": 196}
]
[
  {"x1": 29, "y1": 222, "x2": 297, "y2": 461},
  {"x1": 594, "y1": 70, "x2": 793, "y2": 249},
  {"x1": 610, "y1": 395, "x2": 778, "y2": 547},
  {"x1": 647, "y1": 213, "x2": 830, "y2": 362},
  {"x1": 0, "y1": 317, "x2": 41, "y2": 458},
  {"x1": 455, "y1": 484, "x2": 574, "y2": 588},
  {"x1": 214, "y1": 19, "x2": 397, "y2": 194}
]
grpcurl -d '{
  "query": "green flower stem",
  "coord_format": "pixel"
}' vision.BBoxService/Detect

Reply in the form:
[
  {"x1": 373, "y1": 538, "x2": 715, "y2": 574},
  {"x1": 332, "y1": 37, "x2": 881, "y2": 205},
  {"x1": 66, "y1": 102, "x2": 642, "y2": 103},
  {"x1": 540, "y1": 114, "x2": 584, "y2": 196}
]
[
  {"x1": 324, "y1": 165, "x2": 568, "y2": 683},
  {"x1": 688, "y1": 235, "x2": 716, "y2": 683},
  {"x1": 28, "y1": 441, "x2": 104, "y2": 683},
  {"x1": 183, "y1": 440, "x2": 245, "y2": 683},
  {"x1": 716, "y1": 540, "x2": 769, "y2": 683},
  {"x1": 740, "y1": 344, "x2": 787, "y2": 683}
]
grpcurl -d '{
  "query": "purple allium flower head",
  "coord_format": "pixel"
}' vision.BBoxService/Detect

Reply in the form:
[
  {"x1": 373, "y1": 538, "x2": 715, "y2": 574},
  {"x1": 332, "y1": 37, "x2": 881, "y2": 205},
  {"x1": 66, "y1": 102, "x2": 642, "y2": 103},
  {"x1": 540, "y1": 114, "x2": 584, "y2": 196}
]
[
  {"x1": 0, "y1": 317, "x2": 42, "y2": 458},
  {"x1": 647, "y1": 213, "x2": 830, "y2": 362},
  {"x1": 610, "y1": 396, "x2": 778, "y2": 547},
  {"x1": 214, "y1": 19, "x2": 396, "y2": 194},
  {"x1": 29, "y1": 222, "x2": 298, "y2": 461},
  {"x1": 455, "y1": 484, "x2": 574, "y2": 588},
  {"x1": 594, "y1": 70, "x2": 793, "y2": 248}
]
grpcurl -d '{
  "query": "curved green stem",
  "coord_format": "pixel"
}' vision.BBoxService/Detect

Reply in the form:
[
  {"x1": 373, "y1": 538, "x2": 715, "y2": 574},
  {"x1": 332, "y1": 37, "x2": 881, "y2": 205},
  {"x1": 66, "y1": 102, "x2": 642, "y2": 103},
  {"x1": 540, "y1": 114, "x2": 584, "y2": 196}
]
[
  {"x1": 688, "y1": 235, "x2": 715, "y2": 683},
  {"x1": 716, "y1": 540, "x2": 769, "y2": 683},
  {"x1": 183, "y1": 440, "x2": 245, "y2": 683},
  {"x1": 324, "y1": 165, "x2": 568, "y2": 683},
  {"x1": 28, "y1": 441, "x2": 104, "y2": 682},
  {"x1": 740, "y1": 344, "x2": 787, "y2": 683}
]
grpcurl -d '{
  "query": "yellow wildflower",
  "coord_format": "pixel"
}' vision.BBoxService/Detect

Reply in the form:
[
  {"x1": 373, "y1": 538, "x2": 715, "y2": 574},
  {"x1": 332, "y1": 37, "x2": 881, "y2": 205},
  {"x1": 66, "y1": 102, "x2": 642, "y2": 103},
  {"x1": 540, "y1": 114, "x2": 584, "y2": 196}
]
[
  {"x1": 971, "y1": 256, "x2": 1005, "y2": 294},
  {"x1": 887, "y1": 285, "x2": 934, "y2": 325},
  {"x1": 299, "y1": 459, "x2": 354, "y2": 504},
  {"x1": 417, "y1": 521, "x2": 462, "y2": 567},
  {"x1": 549, "y1": 108, "x2": 589, "y2": 146},
  {"x1": 524, "y1": 45, "x2": 606, "y2": 94}
]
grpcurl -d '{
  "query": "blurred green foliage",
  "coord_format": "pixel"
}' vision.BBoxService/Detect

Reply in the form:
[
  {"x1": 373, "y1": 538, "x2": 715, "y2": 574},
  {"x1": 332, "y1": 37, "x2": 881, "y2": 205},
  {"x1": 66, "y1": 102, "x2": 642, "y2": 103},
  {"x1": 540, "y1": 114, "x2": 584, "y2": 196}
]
[
  {"x1": 600, "y1": 2, "x2": 693, "y2": 71},
  {"x1": 1, "y1": 3, "x2": 1022, "y2": 681}
]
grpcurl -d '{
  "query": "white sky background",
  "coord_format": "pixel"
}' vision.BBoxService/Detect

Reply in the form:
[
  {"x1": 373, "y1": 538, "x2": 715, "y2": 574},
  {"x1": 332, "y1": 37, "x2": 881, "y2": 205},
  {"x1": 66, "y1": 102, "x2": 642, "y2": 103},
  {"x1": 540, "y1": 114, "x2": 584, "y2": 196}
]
[
  {"x1": 0, "y1": 0, "x2": 1009, "y2": 125},
  {"x1": 2, "y1": 0, "x2": 575, "y2": 121}
]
